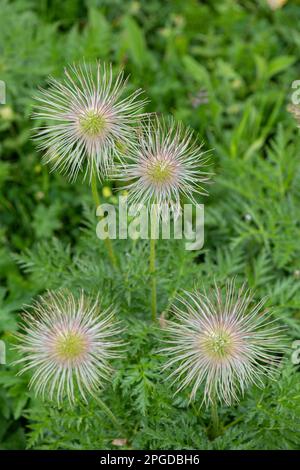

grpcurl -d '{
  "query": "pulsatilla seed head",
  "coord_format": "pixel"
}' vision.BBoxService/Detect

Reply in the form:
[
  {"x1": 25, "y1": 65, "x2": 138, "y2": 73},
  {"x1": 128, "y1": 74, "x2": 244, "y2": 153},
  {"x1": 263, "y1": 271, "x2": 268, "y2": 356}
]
[
  {"x1": 161, "y1": 280, "x2": 286, "y2": 406},
  {"x1": 14, "y1": 290, "x2": 124, "y2": 405},
  {"x1": 116, "y1": 116, "x2": 212, "y2": 217},
  {"x1": 33, "y1": 61, "x2": 147, "y2": 182}
]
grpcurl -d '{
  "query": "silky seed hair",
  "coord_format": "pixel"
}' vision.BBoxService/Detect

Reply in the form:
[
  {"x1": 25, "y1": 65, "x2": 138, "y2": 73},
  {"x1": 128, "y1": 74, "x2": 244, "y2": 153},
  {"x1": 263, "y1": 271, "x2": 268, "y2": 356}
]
[
  {"x1": 14, "y1": 290, "x2": 124, "y2": 405},
  {"x1": 32, "y1": 62, "x2": 147, "y2": 181},
  {"x1": 161, "y1": 280, "x2": 285, "y2": 406},
  {"x1": 115, "y1": 116, "x2": 212, "y2": 217}
]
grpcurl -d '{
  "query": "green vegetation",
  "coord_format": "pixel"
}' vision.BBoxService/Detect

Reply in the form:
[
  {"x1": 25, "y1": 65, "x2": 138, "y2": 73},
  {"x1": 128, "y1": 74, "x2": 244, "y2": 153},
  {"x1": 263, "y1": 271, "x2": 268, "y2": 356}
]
[{"x1": 0, "y1": 0, "x2": 300, "y2": 450}]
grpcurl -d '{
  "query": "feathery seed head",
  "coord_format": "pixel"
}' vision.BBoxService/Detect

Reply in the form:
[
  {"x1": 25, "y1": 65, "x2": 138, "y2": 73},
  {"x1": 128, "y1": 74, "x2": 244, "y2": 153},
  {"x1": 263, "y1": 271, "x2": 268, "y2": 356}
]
[
  {"x1": 54, "y1": 331, "x2": 87, "y2": 362},
  {"x1": 33, "y1": 62, "x2": 147, "y2": 182},
  {"x1": 162, "y1": 280, "x2": 285, "y2": 406},
  {"x1": 14, "y1": 290, "x2": 124, "y2": 404},
  {"x1": 79, "y1": 110, "x2": 107, "y2": 137},
  {"x1": 116, "y1": 116, "x2": 212, "y2": 215},
  {"x1": 202, "y1": 328, "x2": 233, "y2": 359},
  {"x1": 146, "y1": 159, "x2": 175, "y2": 185}
]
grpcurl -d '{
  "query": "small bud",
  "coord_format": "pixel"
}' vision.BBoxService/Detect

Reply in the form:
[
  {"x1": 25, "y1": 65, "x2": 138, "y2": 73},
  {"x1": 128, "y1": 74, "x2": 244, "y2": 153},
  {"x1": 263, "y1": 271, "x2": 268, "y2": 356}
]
[
  {"x1": 102, "y1": 186, "x2": 112, "y2": 198},
  {"x1": 0, "y1": 106, "x2": 14, "y2": 121}
]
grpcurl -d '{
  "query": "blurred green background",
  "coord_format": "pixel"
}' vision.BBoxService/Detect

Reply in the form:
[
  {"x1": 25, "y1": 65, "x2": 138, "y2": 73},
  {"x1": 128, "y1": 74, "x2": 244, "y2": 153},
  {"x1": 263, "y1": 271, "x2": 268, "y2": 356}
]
[{"x1": 1, "y1": 0, "x2": 300, "y2": 450}]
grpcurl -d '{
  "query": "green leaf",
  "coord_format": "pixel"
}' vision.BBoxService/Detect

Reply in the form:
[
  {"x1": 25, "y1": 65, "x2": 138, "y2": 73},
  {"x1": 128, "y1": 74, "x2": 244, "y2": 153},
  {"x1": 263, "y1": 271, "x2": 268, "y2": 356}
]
[
  {"x1": 267, "y1": 55, "x2": 296, "y2": 78},
  {"x1": 182, "y1": 55, "x2": 211, "y2": 88},
  {"x1": 122, "y1": 16, "x2": 148, "y2": 67}
]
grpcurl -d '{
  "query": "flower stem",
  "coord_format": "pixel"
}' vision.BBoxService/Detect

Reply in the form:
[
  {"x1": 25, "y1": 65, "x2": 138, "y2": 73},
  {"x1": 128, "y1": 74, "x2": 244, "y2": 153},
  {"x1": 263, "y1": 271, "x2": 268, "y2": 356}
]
[
  {"x1": 150, "y1": 236, "x2": 157, "y2": 322},
  {"x1": 223, "y1": 415, "x2": 243, "y2": 431},
  {"x1": 92, "y1": 393, "x2": 122, "y2": 431},
  {"x1": 91, "y1": 173, "x2": 118, "y2": 269},
  {"x1": 210, "y1": 398, "x2": 220, "y2": 439}
]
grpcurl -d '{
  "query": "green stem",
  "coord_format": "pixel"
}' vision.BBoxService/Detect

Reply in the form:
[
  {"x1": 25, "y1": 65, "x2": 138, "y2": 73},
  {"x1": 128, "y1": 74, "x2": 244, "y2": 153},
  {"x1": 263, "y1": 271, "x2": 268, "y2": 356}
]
[
  {"x1": 150, "y1": 236, "x2": 157, "y2": 322},
  {"x1": 92, "y1": 393, "x2": 122, "y2": 431},
  {"x1": 223, "y1": 415, "x2": 243, "y2": 431},
  {"x1": 91, "y1": 173, "x2": 118, "y2": 269},
  {"x1": 210, "y1": 398, "x2": 220, "y2": 439}
]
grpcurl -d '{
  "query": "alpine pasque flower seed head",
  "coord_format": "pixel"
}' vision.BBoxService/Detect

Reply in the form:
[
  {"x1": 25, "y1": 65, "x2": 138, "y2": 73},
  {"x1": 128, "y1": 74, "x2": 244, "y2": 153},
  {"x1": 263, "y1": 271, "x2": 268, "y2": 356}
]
[
  {"x1": 162, "y1": 280, "x2": 285, "y2": 406},
  {"x1": 116, "y1": 117, "x2": 212, "y2": 216},
  {"x1": 33, "y1": 62, "x2": 147, "y2": 181},
  {"x1": 14, "y1": 290, "x2": 123, "y2": 404}
]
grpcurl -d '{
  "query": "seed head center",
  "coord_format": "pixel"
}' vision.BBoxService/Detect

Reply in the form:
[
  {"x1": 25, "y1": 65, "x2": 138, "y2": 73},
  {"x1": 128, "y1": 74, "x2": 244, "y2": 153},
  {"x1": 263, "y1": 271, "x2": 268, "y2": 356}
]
[
  {"x1": 147, "y1": 160, "x2": 173, "y2": 184},
  {"x1": 55, "y1": 331, "x2": 87, "y2": 361},
  {"x1": 204, "y1": 330, "x2": 233, "y2": 359},
  {"x1": 79, "y1": 110, "x2": 106, "y2": 137}
]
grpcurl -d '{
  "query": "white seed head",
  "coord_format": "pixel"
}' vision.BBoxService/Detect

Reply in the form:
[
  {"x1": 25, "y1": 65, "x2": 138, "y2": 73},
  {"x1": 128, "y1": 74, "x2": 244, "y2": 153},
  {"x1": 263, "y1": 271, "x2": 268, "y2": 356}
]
[
  {"x1": 116, "y1": 117, "x2": 212, "y2": 216},
  {"x1": 14, "y1": 290, "x2": 124, "y2": 404},
  {"x1": 161, "y1": 280, "x2": 285, "y2": 406},
  {"x1": 33, "y1": 62, "x2": 147, "y2": 181}
]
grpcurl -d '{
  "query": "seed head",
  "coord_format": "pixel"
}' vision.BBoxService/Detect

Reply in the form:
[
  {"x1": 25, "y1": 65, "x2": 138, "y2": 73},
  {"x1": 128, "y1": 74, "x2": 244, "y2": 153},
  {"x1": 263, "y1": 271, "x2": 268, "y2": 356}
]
[
  {"x1": 161, "y1": 280, "x2": 285, "y2": 406},
  {"x1": 14, "y1": 290, "x2": 124, "y2": 404},
  {"x1": 33, "y1": 62, "x2": 147, "y2": 181},
  {"x1": 116, "y1": 117, "x2": 212, "y2": 216}
]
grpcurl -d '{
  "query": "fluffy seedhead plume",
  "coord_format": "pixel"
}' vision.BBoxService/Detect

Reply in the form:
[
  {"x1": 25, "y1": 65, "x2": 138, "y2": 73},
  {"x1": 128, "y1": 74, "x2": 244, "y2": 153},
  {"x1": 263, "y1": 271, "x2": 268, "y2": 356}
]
[
  {"x1": 14, "y1": 290, "x2": 124, "y2": 404},
  {"x1": 162, "y1": 280, "x2": 285, "y2": 406},
  {"x1": 33, "y1": 62, "x2": 147, "y2": 181},
  {"x1": 116, "y1": 117, "x2": 212, "y2": 216}
]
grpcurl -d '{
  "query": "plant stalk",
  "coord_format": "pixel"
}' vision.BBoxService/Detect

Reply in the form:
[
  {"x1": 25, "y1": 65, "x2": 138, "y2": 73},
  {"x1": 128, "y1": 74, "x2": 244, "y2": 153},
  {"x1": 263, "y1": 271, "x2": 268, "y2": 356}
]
[
  {"x1": 150, "y1": 236, "x2": 157, "y2": 322},
  {"x1": 91, "y1": 173, "x2": 118, "y2": 269},
  {"x1": 92, "y1": 393, "x2": 122, "y2": 431},
  {"x1": 149, "y1": 208, "x2": 158, "y2": 322},
  {"x1": 210, "y1": 398, "x2": 220, "y2": 439}
]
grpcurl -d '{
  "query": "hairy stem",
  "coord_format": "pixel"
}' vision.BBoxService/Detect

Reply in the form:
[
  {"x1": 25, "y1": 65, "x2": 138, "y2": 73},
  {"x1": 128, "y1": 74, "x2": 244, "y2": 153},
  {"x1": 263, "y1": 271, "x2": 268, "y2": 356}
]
[
  {"x1": 92, "y1": 393, "x2": 122, "y2": 431},
  {"x1": 149, "y1": 208, "x2": 158, "y2": 322},
  {"x1": 150, "y1": 236, "x2": 157, "y2": 322},
  {"x1": 91, "y1": 173, "x2": 118, "y2": 269},
  {"x1": 223, "y1": 415, "x2": 243, "y2": 431},
  {"x1": 210, "y1": 398, "x2": 220, "y2": 439}
]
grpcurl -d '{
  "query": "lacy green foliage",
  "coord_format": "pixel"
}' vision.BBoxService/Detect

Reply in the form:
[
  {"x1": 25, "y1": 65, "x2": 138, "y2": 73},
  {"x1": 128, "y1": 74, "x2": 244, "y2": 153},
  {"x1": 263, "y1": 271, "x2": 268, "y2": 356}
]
[
  {"x1": 1, "y1": 0, "x2": 300, "y2": 450},
  {"x1": 22, "y1": 356, "x2": 300, "y2": 450}
]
